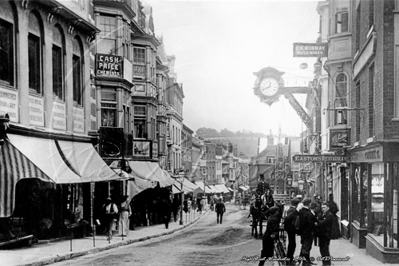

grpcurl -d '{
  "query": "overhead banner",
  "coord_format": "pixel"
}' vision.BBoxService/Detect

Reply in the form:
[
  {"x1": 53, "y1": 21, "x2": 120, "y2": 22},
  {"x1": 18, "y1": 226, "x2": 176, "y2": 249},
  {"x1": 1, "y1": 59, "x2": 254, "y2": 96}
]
[
  {"x1": 292, "y1": 154, "x2": 348, "y2": 163},
  {"x1": 293, "y1": 43, "x2": 328, "y2": 57}
]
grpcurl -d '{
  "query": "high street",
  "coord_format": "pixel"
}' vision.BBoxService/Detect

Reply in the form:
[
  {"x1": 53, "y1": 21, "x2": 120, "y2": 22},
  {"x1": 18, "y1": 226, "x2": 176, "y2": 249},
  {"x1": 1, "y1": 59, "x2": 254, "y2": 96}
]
[{"x1": 49, "y1": 203, "x2": 384, "y2": 266}]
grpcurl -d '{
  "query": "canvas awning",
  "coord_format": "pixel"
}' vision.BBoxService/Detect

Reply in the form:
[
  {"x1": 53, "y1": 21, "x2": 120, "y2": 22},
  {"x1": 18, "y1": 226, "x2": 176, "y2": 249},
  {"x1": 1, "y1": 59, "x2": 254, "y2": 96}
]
[
  {"x1": 239, "y1": 185, "x2": 249, "y2": 191},
  {"x1": 195, "y1": 181, "x2": 212, "y2": 193},
  {"x1": 1, "y1": 134, "x2": 122, "y2": 217},
  {"x1": 128, "y1": 161, "x2": 174, "y2": 188},
  {"x1": 127, "y1": 177, "x2": 156, "y2": 198},
  {"x1": 208, "y1": 185, "x2": 220, "y2": 193},
  {"x1": 228, "y1": 187, "x2": 234, "y2": 192},
  {"x1": 214, "y1": 184, "x2": 229, "y2": 193}
]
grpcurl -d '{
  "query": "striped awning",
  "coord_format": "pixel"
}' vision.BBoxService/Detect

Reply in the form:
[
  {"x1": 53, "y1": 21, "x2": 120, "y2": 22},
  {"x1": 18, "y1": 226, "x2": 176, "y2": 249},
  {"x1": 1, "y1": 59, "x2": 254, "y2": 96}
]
[{"x1": 0, "y1": 140, "x2": 52, "y2": 217}]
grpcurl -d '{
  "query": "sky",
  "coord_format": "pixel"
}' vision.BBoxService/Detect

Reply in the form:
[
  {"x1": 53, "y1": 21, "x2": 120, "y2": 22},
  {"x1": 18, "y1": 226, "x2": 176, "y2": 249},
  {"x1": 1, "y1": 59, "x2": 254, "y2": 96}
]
[{"x1": 144, "y1": 0, "x2": 321, "y2": 137}]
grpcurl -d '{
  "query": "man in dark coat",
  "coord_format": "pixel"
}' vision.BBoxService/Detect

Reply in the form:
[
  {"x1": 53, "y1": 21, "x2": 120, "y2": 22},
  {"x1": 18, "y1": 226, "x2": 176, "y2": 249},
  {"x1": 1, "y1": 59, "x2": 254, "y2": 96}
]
[
  {"x1": 317, "y1": 202, "x2": 334, "y2": 265},
  {"x1": 256, "y1": 174, "x2": 270, "y2": 196},
  {"x1": 258, "y1": 206, "x2": 281, "y2": 266},
  {"x1": 284, "y1": 198, "x2": 300, "y2": 265},
  {"x1": 161, "y1": 198, "x2": 172, "y2": 229},
  {"x1": 298, "y1": 198, "x2": 317, "y2": 265},
  {"x1": 215, "y1": 199, "x2": 226, "y2": 224}
]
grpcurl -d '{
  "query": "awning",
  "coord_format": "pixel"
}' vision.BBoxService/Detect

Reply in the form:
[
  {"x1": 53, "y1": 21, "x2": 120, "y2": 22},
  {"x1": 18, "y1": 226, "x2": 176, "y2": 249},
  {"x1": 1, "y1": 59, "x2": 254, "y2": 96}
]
[
  {"x1": 56, "y1": 140, "x2": 121, "y2": 182},
  {"x1": 173, "y1": 180, "x2": 194, "y2": 194},
  {"x1": 228, "y1": 187, "x2": 234, "y2": 192},
  {"x1": 195, "y1": 181, "x2": 212, "y2": 193},
  {"x1": 239, "y1": 185, "x2": 249, "y2": 191},
  {"x1": 1, "y1": 134, "x2": 122, "y2": 218},
  {"x1": 128, "y1": 161, "x2": 174, "y2": 187},
  {"x1": 214, "y1": 184, "x2": 229, "y2": 193},
  {"x1": 127, "y1": 177, "x2": 156, "y2": 198},
  {"x1": 172, "y1": 184, "x2": 181, "y2": 194},
  {"x1": 208, "y1": 185, "x2": 221, "y2": 193}
]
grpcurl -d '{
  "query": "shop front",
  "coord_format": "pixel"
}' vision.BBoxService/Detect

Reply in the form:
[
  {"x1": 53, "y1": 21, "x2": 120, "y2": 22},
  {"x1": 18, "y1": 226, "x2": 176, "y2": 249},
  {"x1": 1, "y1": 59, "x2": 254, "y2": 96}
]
[{"x1": 349, "y1": 143, "x2": 399, "y2": 263}]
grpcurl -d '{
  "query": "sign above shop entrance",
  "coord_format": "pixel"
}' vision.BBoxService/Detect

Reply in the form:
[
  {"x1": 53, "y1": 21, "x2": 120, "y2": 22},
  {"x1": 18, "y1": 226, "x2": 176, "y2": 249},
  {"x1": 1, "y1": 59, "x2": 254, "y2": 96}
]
[{"x1": 292, "y1": 154, "x2": 348, "y2": 163}]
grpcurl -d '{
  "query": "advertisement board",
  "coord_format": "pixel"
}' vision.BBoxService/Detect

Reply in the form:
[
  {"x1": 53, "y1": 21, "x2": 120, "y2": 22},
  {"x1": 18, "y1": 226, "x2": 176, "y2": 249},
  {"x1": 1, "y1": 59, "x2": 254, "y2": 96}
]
[{"x1": 293, "y1": 43, "x2": 328, "y2": 57}]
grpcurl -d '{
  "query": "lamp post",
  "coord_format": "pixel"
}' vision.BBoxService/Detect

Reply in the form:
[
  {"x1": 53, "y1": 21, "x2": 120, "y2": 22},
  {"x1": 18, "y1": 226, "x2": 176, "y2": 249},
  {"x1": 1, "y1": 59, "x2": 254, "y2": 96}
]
[{"x1": 178, "y1": 173, "x2": 184, "y2": 225}]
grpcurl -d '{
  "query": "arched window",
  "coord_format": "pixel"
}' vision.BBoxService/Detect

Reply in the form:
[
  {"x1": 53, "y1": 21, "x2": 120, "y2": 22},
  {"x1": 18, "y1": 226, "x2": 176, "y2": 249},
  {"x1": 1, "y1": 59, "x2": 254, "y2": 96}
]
[
  {"x1": 335, "y1": 73, "x2": 348, "y2": 125},
  {"x1": 0, "y1": 1, "x2": 15, "y2": 86},
  {"x1": 52, "y1": 25, "x2": 65, "y2": 100},
  {"x1": 28, "y1": 12, "x2": 42, "y2": 94},
  {"x1": 72, "y1": 36, "x2": 83, "y2": 105}
]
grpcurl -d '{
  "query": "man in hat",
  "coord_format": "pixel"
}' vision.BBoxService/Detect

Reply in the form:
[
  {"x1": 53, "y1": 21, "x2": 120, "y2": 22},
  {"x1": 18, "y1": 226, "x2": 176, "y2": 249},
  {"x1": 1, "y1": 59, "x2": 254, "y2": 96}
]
[{"x1": 256, "y1": 174, "x2": 270, "y2": 197}]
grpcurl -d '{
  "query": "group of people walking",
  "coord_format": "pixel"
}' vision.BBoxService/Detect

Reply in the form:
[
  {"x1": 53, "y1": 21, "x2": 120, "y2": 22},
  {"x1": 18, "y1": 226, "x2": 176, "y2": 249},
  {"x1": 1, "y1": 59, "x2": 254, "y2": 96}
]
[{"x1": 258, "y1": 192, "x2": 340, "y2": 266}]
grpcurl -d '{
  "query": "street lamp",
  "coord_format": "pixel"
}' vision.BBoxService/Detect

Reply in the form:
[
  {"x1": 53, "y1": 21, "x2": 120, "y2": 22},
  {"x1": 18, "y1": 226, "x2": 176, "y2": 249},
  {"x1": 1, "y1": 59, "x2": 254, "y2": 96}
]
[{"x1": 177, "y1": 172, "x2": 185, "y2": 225}]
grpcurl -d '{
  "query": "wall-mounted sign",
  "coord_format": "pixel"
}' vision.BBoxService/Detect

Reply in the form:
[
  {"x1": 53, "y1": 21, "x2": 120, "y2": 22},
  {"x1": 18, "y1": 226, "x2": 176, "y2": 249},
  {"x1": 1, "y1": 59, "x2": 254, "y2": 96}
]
[
  {"x1": 152, "y1": 142, "x2": 158, "y2": 160},
  {"x1": 52, "y1": 101, "x2": 66, "y2": 130},
  {"x1": 293, "y1": 154, "x2": 348, "y2": 163},
  {"x1": 329, "y1": 128, "x2": 350, "y2": 150},
  {"x1": 293, "y1": 43, "x2": 328, "y2": 57},
  {"x1": 99, "y1": 127, "x2": 124, "y2": 158},
  {"x1": 0, "y1": 87, "x2": 18, "y2": 122},
  {"x1": 133, "y1": 139, "x2": 151, "y2": 159},
  {"x1": 95, "y1": 54, "x2": 123, "y2": 77},
  {"x1": 29, "y1": 95, "x2": 44, "y2": 126},
  {"x1": 73, "y1": 106, "x2": 84, "y2": 133},
  {"x1": 351, "y1": 145, "x2": 383, "y2": 163}
]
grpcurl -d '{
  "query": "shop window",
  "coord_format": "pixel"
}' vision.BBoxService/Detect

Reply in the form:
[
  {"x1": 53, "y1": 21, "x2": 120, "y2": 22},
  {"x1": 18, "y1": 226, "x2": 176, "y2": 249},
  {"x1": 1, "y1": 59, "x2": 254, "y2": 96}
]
[
  {"x1": 72, "y1": 37, "x2": 83, "y2": 106},
  {"x1": 370, "y1": 163, "x2": 384, "y2": 238},
  {"x1": 335, "y1": 10, "x2": 348, "y2": 34},
  {"x1": 28, "y1": 12, "x2": 42, "y2": 94},
  {"x1": 352, "y1": 166, "x2": 367, "y2": 227},
  {"x1": 0, "y1": 18, "x2": 14, "y2": 85},
  {"x1": 52, "y1": 26, "x2": 64, "y2": 100},
  {"x1": 101, "y1": 88, "x2": 116, "y2": 127}
]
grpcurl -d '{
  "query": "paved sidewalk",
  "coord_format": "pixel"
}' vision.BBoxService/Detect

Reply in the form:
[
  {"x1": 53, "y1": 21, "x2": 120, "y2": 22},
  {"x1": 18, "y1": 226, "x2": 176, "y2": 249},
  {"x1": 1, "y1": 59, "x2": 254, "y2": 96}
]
[{"x1": 0, "y1": 209, "x2": 209, "y2": 266}]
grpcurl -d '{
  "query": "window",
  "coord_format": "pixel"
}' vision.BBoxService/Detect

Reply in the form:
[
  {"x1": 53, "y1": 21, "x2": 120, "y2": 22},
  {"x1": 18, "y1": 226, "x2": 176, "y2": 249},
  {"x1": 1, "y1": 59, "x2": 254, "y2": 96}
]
[
  {"x1": 335, "y1": 11, "x2": 348, "y2": 33},
  {"x1": 72, "y1": 37, "x2": 83, "y2": 106},
  {"x1": 369, "y1": 64, "x2": 375, "y2": 137},
  {"x1": 356, "y1": 4, "x2": 361, "y2": 51},
  {"x1": 335, "y1": 73, "x2": 348, "y2": 125},
  {"x1": 52, "y1": 26, "x2": 64, "y2": 100},
  {"x1": 133, "y1": 47, "x2": 146, "y2": 78},
  {"x1": 0, "y1": 19, "x2": 13, "y2": 85},
  {"x1": 98, "y1": 16, "x2": 116, "y2": 54},
  {"x1": 134, "y1": 105, "x2": 147, "y2": 138},
  {"x1": 28, "y1": 12, "x2": 42, "y2": 94},
  {"x1": 355, "y1": 81, "x2": 361, "y2": 141},
  {"x1": 101, "y1": 88, "x2": 116, "y2": 127}
]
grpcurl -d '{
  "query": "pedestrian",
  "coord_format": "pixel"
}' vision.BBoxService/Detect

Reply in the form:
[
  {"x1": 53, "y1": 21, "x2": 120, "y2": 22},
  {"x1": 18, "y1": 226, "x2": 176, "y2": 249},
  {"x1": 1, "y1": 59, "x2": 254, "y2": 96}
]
[
  {"x1": 317, "y1": 202, "x2": 334, "y2": 265},
  {"x1": 259, "y1": 189, "x2": 274, "y2": 236},
  {"x1": 248, "y1": 196, "x2": 262, "y2": 238},
  {"x1": 328, "y1": 194, "x2": 339, "y2": 215},
  {"x1": 197, "y1": 196, "x2": 202, "y2": 213},
  {"x1": 102, "y1": 197, "x2": 118, "y2": 241},
  {"x1": 256, "y1": 174, "x2": 270, "y2": 196},
  {"x1": 161, "y1": 198, "x2": 172, "y2": 229},
  {"x1": 297, "y1": 198, "x2": 317, "y2": 266},
  {"x1": 215, "y1": 198, "x2": 226, "y2": 224},
  {"x1": 118, "y1": 195, "x2": 131, "y2": 237},
  {"x1": 258, "y1": 206, "x2": 281, "y2": 266},
  {"x1": 284, "y1": 198, "x2": 300, "y2": 265}
]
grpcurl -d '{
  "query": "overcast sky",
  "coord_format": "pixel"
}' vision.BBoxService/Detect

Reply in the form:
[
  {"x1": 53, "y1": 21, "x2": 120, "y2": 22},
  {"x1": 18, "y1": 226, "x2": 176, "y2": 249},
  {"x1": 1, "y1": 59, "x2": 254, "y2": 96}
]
[{"x1": 145, "y1": 0, "x2": 320, "y2": 137}]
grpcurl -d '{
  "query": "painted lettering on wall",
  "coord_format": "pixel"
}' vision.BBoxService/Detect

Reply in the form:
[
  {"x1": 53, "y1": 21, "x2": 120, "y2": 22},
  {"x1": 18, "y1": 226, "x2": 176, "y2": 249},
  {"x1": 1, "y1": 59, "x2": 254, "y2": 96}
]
[
  {"x1": 73, "y1": 106, "x2": 84, "y2": 133},
  {"x1": 0, "y1": 87, "x2": 18, "y2": 122},
  {"x1": 29, "y1": 96, "x2": 44, "y2": 126},
  {"x1": 95, "y1": 54, "x2": 123, "y2": 77},
  {"x1": 52, "y1": 101, "x2": 66, "y2": 130}
]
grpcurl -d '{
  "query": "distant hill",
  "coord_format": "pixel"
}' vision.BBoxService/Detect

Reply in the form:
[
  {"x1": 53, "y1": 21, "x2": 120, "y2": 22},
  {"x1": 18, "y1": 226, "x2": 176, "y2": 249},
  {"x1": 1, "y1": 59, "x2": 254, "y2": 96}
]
[{"x1": 196, "y1": 127, "x2": 296, "y2": 157}]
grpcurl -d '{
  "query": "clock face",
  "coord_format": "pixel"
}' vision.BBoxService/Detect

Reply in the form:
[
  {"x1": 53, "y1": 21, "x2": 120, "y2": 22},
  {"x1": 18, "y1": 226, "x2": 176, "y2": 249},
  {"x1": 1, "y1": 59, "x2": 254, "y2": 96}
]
[{"x1": 259, "y1": 77, "x2": 279, "y2": 96}]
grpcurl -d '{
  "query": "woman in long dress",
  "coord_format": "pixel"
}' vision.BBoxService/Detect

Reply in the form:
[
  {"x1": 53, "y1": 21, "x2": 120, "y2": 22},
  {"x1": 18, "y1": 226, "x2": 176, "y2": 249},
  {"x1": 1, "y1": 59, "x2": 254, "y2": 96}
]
[{"x1": 119, "y1": 196, "x2": 131, "y2": 236}]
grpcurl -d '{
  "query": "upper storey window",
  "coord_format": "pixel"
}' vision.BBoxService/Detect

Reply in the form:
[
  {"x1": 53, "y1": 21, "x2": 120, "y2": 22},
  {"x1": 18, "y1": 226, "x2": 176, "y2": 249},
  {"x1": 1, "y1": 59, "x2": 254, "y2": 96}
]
[
  {"x1": 72, "y1": 37, "x2": 83, "y2": 106},
  {"x1": 98, "y1": 16, "x2": 116, "y2": 54},
  {"x1": 335, "y1": 10, "x2": 348, "y2": 34},
  {"x1": 0, "y1": 2, "x2": 14, "y2": 86},
  {"x1": 334, "y1": 73, "x2": 348, "y2": 125},
  {"x1": 28, "y1": 12, "x2": 42, "y2": 95},
  {"x1": 52, "y1": 26, "x2": 65, "y2": 101}
]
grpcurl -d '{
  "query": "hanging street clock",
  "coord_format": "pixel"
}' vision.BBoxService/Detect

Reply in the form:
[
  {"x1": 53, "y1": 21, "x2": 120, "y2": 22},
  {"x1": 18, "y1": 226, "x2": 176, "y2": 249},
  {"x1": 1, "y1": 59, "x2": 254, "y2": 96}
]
[{"x1": 253, "y1": 67, "x2": 285, "y2": 106}]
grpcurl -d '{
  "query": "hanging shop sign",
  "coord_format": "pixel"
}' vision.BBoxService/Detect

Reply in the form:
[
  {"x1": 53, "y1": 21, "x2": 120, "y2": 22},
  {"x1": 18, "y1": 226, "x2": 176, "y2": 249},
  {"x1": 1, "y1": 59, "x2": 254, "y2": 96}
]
[
  {"x1": 95, "y1": 54, "x2": 123, "y2": 78},
  {"x1": 99, "y1": 127, "x2": 124, "y2": 157},
  {"x1": 293, "y1": 43, "x2": 328, "y2": 57},
  {"x1": 133, "y1": 139, "x2": 151, "y2": 159},
  {"x1": 329, "y1": 128, "x2": 350, "y2": 150},
  {"x1": 293, "y1": 154, "x2": 348, "y2": 163}
]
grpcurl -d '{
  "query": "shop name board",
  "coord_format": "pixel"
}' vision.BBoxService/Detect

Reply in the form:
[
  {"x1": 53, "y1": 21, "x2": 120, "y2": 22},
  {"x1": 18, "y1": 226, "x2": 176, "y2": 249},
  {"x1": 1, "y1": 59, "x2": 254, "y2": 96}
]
[
  {"x1": 351, "y1": 146, "x2": 382, "y2": 163},
  {"x1": 293, "y1": 154, "x2": 348, "y2": 163},
  {"x1": 95, "y1": 54, "x2": 123, "y2": 77},
  {"x1": 293, "y1": 43, "x2": 328, "y2": 57}
]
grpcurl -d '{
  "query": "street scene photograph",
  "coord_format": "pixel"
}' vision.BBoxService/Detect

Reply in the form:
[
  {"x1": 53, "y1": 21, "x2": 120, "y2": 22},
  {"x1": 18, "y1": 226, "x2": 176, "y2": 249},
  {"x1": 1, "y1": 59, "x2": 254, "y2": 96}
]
[{"x1": 0, "y1": 0, "x2": 398, "y2": 266}]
